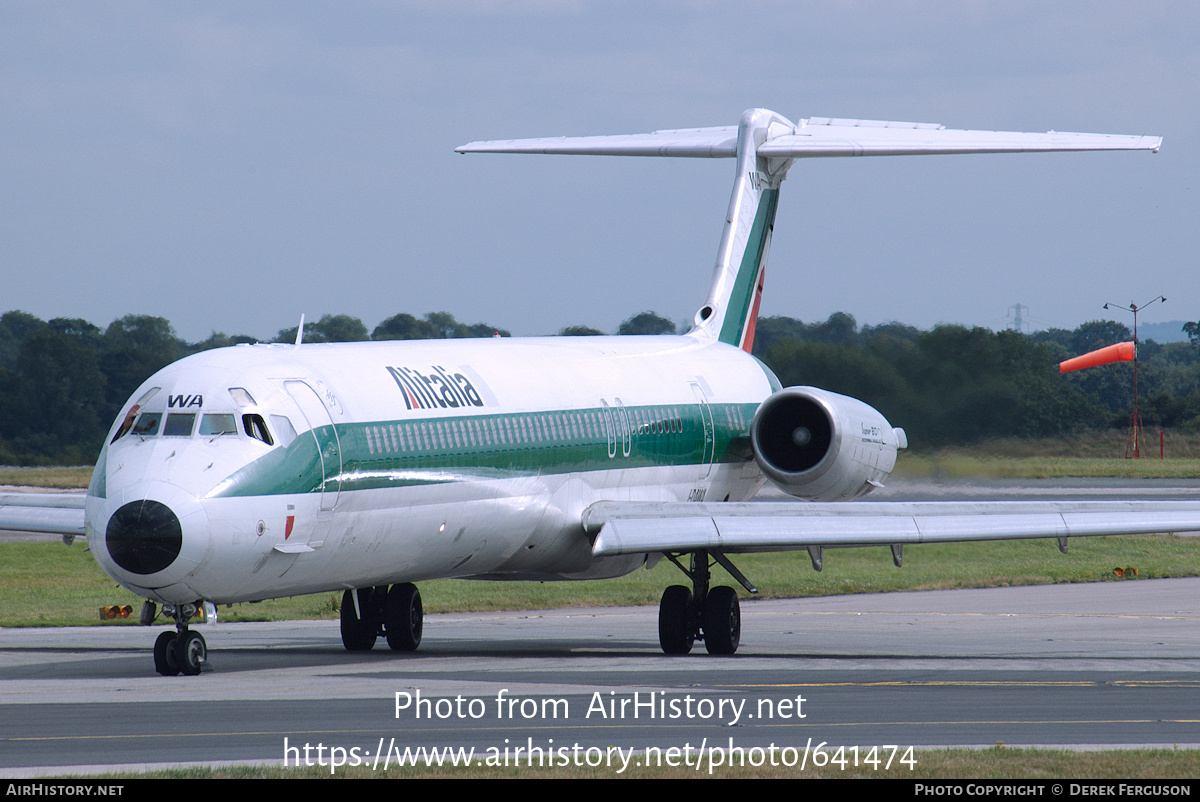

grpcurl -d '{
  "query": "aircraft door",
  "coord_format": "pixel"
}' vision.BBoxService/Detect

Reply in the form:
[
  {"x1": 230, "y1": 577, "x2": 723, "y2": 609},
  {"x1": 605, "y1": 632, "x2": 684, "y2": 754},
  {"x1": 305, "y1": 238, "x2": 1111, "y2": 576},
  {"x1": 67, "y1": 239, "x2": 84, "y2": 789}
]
[
  {"x1": 284, "y1": 380, "x2": 343, "y2": 511},
  {"x1": 613, "y1": 399, "x2": 632, "y2": 457},
  {"x1": 600, "y1": 400, "x2": 616, "y2": 458},
  {"x1": 690, "y1": 382, "x2": 715, "y2": 479}
]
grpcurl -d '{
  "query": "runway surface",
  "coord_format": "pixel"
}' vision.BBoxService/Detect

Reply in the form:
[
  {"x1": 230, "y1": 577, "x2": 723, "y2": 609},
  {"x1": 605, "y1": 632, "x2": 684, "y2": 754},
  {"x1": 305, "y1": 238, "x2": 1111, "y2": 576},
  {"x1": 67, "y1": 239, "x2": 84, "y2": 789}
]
[
  {"x1": 2, "y1": 577, "x2": 1198, "y2": 776},
  {"x1": 1, "y1": 478, "x2": 1198, "y2": 777}
]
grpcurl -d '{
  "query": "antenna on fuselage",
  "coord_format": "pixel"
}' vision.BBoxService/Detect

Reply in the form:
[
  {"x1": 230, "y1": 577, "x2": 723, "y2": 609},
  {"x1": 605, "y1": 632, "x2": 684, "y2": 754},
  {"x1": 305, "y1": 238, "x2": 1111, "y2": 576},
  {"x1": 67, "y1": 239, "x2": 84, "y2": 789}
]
[{"x1": 295, "y1": 314, "x2": 306, "y2": 346}]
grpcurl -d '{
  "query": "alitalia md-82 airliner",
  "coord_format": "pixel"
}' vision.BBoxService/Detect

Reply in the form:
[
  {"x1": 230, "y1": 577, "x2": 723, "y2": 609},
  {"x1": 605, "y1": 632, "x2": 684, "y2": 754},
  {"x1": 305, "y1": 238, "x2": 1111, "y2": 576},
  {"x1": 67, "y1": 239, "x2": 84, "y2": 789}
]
[{"x1": 2, "y1": 108, "x2": 1193, "y2": 677}]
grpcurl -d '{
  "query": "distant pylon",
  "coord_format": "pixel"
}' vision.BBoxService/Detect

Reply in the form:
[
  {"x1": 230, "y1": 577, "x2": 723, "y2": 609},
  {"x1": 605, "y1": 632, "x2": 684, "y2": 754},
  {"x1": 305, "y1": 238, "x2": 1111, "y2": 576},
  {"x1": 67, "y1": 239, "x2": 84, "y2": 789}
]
[{"x1": 1007, "y1": 303, "x2": 1028, "y2": 332}]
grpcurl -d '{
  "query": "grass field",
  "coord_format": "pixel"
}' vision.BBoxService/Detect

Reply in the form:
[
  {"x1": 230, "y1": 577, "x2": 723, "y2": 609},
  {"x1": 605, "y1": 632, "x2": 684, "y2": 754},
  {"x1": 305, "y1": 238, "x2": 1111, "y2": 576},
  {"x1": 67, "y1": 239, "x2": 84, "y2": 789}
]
[
  {"x1": 4, "y1": 532, "x2": 1197, "y2": 627},
  {"x1": 895, "y1": 430, "x2": 1200, "y2": 478},
  {"x1": 0, "y1": 465, "x2": 92, "y2": 489}
]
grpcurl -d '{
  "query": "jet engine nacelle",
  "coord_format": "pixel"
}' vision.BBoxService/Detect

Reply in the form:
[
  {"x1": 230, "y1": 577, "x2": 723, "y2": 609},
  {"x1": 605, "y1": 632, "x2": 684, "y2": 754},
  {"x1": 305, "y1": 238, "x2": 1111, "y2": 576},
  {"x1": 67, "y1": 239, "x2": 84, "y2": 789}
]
[{"x1": 749, "y1": 386, "x2": 906, "y2": 501}]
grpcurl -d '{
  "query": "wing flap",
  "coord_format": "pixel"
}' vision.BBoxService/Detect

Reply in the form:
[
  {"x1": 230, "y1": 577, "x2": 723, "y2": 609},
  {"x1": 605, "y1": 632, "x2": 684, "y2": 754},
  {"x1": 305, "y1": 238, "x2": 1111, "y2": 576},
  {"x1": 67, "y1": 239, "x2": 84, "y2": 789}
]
[{"x1": 585, "y1": 500, "x2": 1200, "y2": 556}]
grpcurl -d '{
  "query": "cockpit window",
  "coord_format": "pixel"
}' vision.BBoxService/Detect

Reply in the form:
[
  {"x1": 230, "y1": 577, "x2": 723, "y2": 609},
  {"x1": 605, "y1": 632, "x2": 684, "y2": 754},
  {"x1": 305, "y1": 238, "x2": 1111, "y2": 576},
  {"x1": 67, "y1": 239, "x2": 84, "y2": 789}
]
[
  {"x1": 163, "y1": 413, "x2": 196, "y2": 437},
  {"x1": 111, "y1": 387, "x2": 165, "y2": 443},
  {"x1": 243, "y1": 413, "x2": 274, "y2": 445},
  {"x1": 134, "y1": 387, "x2": 161, "y2": 407},
  {"x1": 229, "y1": 387, "x2": 256, "y2": 407},
  {"x1": 131, "y1": 412, "x2": 161, "y2": 437},
  {"x1": 270, "y1": 415, "x2": 297, "y2": 448},
  {"x1": 199, "y1": 413, "x2": 237, "y2": 436}
]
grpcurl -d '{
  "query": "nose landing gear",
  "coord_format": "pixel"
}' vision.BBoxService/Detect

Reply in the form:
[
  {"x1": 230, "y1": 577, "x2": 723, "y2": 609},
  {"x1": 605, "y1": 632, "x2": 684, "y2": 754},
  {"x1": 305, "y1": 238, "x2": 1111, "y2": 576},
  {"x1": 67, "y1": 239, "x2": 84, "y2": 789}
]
[{"x1": 149, "y1": 602, "x2": 208, "y2": 676}]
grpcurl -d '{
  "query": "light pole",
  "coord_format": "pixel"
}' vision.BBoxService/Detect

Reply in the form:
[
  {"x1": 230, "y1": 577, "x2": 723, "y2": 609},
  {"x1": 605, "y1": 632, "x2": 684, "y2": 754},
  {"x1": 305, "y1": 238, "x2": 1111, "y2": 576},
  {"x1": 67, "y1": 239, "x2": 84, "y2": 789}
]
[{"x1": 1103, "y1": 296, "x2": 1165, "y2": 458}]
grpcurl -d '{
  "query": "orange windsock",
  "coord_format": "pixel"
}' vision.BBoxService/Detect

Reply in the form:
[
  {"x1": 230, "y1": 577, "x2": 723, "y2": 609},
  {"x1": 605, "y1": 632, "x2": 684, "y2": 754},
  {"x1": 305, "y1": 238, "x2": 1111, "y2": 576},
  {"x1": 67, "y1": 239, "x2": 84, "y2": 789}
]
[{"x1": 1059, "y1": 341, "x2": 1135, "y2": 373}]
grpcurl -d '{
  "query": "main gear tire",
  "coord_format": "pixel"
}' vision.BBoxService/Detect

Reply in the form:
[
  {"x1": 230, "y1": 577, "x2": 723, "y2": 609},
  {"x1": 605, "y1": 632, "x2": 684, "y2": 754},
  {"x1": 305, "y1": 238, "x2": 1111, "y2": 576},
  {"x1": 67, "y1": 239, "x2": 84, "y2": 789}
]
[
  {"x1": 384, "y1": 583, "x2": 423, "y2": 652},
  {"x1": 658, "y1": 585, "x2": 694, "y2": 655}
]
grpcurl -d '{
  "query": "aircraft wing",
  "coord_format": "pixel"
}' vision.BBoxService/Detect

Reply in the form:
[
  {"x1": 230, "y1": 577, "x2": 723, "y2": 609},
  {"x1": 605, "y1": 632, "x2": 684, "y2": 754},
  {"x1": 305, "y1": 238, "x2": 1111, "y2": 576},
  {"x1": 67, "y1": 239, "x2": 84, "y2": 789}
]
[
  {"x1": 457, "y1": 117, "x2": 1160, "y2": 159},
  {"x1": 0, "y1": 493, "x2": 86, "y2": 540},
  {"x1": 583, "y1": 500, "x2": 1200, "y2": 557}
]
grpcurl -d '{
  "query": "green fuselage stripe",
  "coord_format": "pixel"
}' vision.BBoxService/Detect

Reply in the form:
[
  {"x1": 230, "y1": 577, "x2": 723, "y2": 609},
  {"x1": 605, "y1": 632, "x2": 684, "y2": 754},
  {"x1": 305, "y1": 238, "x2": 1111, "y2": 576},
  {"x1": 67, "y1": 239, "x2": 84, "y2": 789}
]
[{"x1": 208, "y1": 402, "x2": 760, "y2": 498}]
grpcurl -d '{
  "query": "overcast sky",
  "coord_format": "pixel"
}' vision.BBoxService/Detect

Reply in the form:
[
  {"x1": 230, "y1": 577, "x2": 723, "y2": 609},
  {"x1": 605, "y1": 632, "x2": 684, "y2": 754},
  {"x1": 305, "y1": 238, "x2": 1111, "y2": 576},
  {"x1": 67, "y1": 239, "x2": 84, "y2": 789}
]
[{"x1": 3, "y1": 1, "x2": 1196, "y2": 342}]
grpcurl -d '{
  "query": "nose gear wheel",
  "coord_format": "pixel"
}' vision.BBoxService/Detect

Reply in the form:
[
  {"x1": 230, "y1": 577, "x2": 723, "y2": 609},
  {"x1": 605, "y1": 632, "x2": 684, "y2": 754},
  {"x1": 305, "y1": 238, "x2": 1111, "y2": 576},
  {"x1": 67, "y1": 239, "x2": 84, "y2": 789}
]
[{"x1": 152, "y1": 602, "x2": 208, "y2": 676}]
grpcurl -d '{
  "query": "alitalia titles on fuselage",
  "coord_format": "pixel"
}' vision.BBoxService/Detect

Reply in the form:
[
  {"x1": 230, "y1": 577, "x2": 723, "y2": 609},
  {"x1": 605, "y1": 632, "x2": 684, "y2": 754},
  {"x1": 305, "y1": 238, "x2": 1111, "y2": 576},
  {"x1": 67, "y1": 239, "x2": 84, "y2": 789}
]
[{"x1": 386, "y1": 365, "x2": 487, "y2": 411}]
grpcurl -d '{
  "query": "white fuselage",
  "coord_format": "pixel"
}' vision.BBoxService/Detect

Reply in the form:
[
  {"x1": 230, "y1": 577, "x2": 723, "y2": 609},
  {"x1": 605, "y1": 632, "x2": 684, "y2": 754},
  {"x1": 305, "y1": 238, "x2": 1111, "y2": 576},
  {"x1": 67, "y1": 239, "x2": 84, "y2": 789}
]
[{"x1": 85, "y1": 334, "x2": 777, "y2": 605}]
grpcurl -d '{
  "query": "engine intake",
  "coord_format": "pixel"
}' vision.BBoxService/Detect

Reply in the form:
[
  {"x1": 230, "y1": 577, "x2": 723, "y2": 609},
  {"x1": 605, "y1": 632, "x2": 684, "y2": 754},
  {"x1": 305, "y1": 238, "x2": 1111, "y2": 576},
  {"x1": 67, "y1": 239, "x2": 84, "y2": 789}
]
[{"x1": 750, "y1": 386, "x2": 905, "y2": 501}]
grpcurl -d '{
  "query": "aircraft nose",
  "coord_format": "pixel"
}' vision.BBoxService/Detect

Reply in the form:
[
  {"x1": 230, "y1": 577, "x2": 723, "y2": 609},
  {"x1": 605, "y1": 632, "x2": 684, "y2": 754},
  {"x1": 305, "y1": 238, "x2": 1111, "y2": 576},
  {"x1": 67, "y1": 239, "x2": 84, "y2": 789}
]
[
  {"x1": 91, "y1": 481, "x2": 211, "y2": 602},
  {"x1": 105, "y1": 499, "x2": 183, "y2": 575}
]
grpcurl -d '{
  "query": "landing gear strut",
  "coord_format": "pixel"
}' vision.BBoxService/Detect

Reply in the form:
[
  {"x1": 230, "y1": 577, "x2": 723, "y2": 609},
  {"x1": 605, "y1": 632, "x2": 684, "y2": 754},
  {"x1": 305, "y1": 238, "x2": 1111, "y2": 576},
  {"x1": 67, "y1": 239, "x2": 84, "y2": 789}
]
[
  {"x1": 152, "y1": 602, "x2": 207, "y2": 676},
  {"x1": 340, "y1": 583, "x2": 423, "y2": 652},
  {"x1": 658, "y1": 550, "x2": 744, "y2": 656}
]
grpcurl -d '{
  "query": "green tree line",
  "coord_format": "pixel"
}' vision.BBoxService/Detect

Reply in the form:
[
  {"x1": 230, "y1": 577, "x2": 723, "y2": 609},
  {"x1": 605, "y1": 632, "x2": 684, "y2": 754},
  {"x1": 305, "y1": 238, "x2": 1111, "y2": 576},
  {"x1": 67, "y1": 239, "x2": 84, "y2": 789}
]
[
  {"x1": 1, "y1": 308, "x2": 1197, "y2": 464},
  {"x1": 752, "y1": 314, "x2": 1200, "y2": 447},
  {"x1": 0, "y1": 310, "x2": 511, "y2": 464}
]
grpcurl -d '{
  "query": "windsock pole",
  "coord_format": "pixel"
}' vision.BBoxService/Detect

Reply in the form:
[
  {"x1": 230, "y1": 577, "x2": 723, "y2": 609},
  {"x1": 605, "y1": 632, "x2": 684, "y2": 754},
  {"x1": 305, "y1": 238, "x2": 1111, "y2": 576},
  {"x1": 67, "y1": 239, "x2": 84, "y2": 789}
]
[{"x1": 1100, "y1": 296, "x2": 1166, "y2": 458}]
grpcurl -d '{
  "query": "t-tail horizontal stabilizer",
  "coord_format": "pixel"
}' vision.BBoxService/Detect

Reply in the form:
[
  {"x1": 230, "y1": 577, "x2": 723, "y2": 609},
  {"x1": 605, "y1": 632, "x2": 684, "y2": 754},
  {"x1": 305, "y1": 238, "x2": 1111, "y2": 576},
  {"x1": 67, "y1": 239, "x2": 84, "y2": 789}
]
[{"x1": 458, "y1": 110, "x2": 1161, "y2": 353}]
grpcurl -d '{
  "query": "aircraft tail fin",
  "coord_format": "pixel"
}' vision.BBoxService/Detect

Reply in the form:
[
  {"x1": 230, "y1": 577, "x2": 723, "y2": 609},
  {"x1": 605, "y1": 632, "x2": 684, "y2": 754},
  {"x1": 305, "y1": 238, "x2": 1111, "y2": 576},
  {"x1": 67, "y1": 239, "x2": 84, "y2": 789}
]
[{"x1": 458, "y1": 112, "x2": 1160, "y2": 353}]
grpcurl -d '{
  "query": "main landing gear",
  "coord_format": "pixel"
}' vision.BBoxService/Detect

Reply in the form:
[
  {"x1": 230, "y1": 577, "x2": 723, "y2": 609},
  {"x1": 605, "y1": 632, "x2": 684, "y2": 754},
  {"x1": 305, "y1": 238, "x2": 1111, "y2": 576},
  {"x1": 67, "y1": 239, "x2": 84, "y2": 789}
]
[
  {"x1": 340, "y1": 583, "x2": 424, "y2": 652},
  {"x1": 658, "y1": 549, "x2": 754, "y2": 656},
  {"x1": 150, "y1": 602, "x2": 208, "y2": 676}
]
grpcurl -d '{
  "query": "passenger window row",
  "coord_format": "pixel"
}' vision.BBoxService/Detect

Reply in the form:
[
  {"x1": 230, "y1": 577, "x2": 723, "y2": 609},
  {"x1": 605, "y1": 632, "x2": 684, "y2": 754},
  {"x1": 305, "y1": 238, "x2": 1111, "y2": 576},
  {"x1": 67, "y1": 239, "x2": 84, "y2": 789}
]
[{"x1": 363, "y1": 406, "x2": 694, "y2": 456}]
